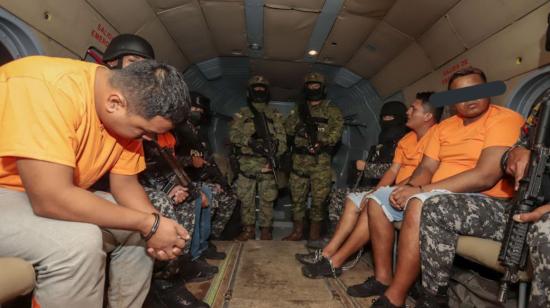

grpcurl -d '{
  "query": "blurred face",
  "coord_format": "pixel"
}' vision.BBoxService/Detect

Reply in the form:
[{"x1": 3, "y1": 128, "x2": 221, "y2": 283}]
[
  {"x1": 406, "y1": 99, "x2": 429, "y2": 130},
  {"x1": 450, "y1": 74, "x2": 490, "y2": 120},
  {"x1": 121, "y1": 55, "x2": 145, "y2": 68}
]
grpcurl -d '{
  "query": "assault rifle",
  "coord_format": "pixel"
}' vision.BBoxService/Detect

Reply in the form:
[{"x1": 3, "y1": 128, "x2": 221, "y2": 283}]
[
  {"x1": 497, "y1": 100, "x2": 550, "y2": 302},
  {"x1": 297, "y1": 101, "x2": 319, "y2": 153},
  {"x1": 152, "y1": 140, "x2": 201, "y2": 201},
  {"x1": 353, "y1": 144, "x2": 379, "y2": 189},
  {"x1": 250, "y1": 106, "x2": 279, "y2": 184}
]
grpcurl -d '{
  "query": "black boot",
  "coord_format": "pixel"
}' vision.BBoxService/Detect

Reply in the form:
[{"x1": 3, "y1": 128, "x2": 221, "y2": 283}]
[
  {"x1": 203, "y1": 242, "x2": 226, "y2": 260},
  {"x1": 415, "y1": 287, "x2": 449, "y2": 308},
  {"x1": 144, "y1": 278, "x2": 210, "y2": 308},
  {"x1": 180, "y1": 255, "x2": 218, "y2": 283}
]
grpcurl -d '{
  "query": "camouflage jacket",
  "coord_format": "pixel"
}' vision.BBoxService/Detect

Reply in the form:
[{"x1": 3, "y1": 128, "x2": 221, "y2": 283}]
[
  {"x1": 285, "y1": 100, "x2": 343, "y2": 168},
  {"x1": 229, "y1": 103, "x2": 287, "y2": 175}
]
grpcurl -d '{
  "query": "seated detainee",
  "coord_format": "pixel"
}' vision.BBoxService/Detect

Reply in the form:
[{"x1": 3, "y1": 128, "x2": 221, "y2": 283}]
[
  {"x1": 418, "y1": 91, "x2": 550, "y2": 307},
  {"x1": 326, "y1": 101, "x2": 408, "y2": 243},
  {"x1": 356, "y1": 67, "x2": 524, "y2": 308},
  {"x1": 0, "y1": 56, "x2": 190, "y2": 307},
  {"x1": 298, "y1": 93, "x2": 441, "y2": 278}
]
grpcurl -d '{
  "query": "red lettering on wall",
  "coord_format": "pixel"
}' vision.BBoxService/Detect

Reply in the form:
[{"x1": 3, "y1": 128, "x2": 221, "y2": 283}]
[
  {"x1": 91, "y1": 23, "x2": 113, "y2": 47},
  {"x1": 441, "y1": 58, "x2": 470, "y2": 85}
]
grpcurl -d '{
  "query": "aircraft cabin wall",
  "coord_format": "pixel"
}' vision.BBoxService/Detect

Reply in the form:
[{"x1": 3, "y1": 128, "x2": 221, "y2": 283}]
[{"x1": 1, "y1": 0, "x2": 550, "y2": 186}]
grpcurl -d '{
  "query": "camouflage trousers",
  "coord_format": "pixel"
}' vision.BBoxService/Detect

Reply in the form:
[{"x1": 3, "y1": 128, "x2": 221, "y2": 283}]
[
  {"x1": 203, "y1": 183, "x2": 238, "y2": 238},
  {"x1": 420, "y1": 193, "x2": 511, "y2": 293},
  {"x1": 234, "y1": 173, "x2": 278, "y2": 227},
  {"x1": 328, "y1": 186, "x2": 373, "y2": 228},
  {"x1": 144, "y1": 187, "x2": 196, "y2": 254},
  {"x1": 289, "y1": 168, "x2": 332, "y2": 222},
  {"x1": 527, "y1": 213, "x2": 550, "y2": 307}
]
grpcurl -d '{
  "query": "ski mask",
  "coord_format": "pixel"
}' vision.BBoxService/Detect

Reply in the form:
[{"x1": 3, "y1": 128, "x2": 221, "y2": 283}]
[
  {"x1": 378, "y1": 101, "x2": 408, "y2": 145},
  {"x1": 304, "y1": 82, "x2": 326, "y2": 101},
  {"x1": 248, "y1": 85, "x2": 270, "y2": 104},
  {"x1": 189, "y1": 110, "x2": 203, "y2": 126}
]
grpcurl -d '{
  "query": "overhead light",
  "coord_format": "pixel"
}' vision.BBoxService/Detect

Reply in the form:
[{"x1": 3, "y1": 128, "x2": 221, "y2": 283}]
[
  {"x1": 308, "y1": 49, "x2": 318, "y2": 56},
  {"x1": 249, "y1": 43, "x2": 262, "y2": 51}
]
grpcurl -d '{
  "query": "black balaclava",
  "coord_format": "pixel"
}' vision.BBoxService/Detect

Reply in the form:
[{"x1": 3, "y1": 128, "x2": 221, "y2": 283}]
[
  {"x1": 304, "y1": 82, "x2": 326, "y2": 101},
  {"x1": 378, "y1": 101, "x2": 408, "y2": 144},
  {"x1": 247, "y1": 84, "x2": 270, "y2": 104}
]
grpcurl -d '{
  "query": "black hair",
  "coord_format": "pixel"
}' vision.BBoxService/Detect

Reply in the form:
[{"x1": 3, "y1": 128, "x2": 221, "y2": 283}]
[
  {"x1": 416, "y1": 91, "x2": 443, "y2": 123},
  {"x1": 447, "y1": 67, "x2": 487, "y2": 90},
  {"x1": 110, "y1": 59, "x2": 190, "y2": 124}
]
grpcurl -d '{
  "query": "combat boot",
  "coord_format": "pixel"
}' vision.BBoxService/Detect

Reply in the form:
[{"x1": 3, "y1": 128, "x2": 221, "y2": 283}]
[
  {"x1": 283, "y1": 220, "x2": 304, "y2": 241},
  {"x1": 309, "y1": 221, "x2": 321, "y2": 241},
  {"x1": 260, "y1": 227, "x2": 272, "y2": 240},
  {"x1": 236, "y1": 225, "x2": 255, "y2": 241}
]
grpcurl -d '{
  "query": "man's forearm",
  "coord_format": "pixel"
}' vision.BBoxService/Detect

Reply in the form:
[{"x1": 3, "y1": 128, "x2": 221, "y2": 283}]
[
  {"x1": 423, "y1": 169, "x2": 499, "y2": 193},
  {"x1": 110, "y1": 173, "x2": 158, "y2": 214}
]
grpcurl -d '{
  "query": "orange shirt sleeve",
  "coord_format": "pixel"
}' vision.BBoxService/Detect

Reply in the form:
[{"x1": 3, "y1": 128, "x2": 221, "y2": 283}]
[
  {"x1": 422, "y1": 123, "x2": 442, "y2": 162},
  {"x1": 483, "y1": 110, "x2": 524, "y2": 149},
  {"x1": 392, "y1": 136, "x2": 407, "y2": 164},
  {"x1": 0, "y1": 77, "x2": 79, "y2": 167}
]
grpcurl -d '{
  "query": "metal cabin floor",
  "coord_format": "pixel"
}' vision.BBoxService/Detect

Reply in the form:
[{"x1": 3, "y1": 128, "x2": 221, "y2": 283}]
[{"x1": 187, "y1": 241, "x2": 415, "y2": 308}]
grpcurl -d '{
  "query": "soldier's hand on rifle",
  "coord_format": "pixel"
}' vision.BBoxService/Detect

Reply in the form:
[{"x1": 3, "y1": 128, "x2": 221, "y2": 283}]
[
  {"x1": 356, "y1": 160, "x2": 367, "y2": 171},
  {"x1": 249, "y1": 138, "x2": 266, "y2": 154},
  {"x1": 513, "y1": 204, "x2": 550, "y2": 223},
  {"x1": 308, "y1": 143, "x2": 321, "y2": 154},
  {"x1": 261, "y1": 164, "x2": 272, "y2": 173},
  {"x1": 168, "y1": 185, "x2": 189, "y2": 204},
  {"x1": 191, "y1": 155, "x2": 206, "y2": 168},
  {"x1": 145, "y1": 216, "x2": 190, "y2": 261},
  {"x1": 505, "y1": 146, "x2": 531, "y2": 190}
]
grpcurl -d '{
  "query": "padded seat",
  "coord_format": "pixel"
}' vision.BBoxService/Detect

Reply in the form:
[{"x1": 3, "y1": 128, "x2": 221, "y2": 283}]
[{"x1": 0, "y1": 257, "x2": 35, "y2": 303}]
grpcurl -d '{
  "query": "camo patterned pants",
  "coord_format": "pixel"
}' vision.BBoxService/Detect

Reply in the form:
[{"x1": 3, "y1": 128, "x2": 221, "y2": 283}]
[
  {"x1": 419, "y1": 193, "x2": 510, "y2": 295},
  {"x1": 144, "y1": 187, "x2": 196, "y2": 254},
  {"x1": 205, "y1": 183, "x2": 238, "y2": 238},
  {"x1": 328, "y1": 186, "x2": 373, "y2": 228},
  {"x1": 527, "y1": 213, "x2": 550, "y2": 307}
]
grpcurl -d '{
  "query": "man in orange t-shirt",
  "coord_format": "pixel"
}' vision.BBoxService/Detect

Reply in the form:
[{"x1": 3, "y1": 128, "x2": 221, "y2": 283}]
[
  {"x1": 0, "y1": 56, "x2": 190, "y2": 307},
  {"x1": 299, "y1": 92, "x2": 442, "y2": 279},
  {"x1": 359, "y1": 67, "x2": 524, "y2": 307}
]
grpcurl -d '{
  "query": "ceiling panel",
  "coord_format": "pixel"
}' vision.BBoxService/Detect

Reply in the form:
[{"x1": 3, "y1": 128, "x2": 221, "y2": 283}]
[
  {"x1": 157, "y1": 1, "x2": 217, "y2": 63},
  {"x1": 318, "y1": 12, "x2": 378, "y2": 65},
  {"x1": 250, "y1": 59, "x2": 312, "y2": 89},
  {"x1": 371, "y1": 42, "x2": 433, "y2": 97},
  {"x1": 448, "y1": 0, "x2": 547, "y2": 48},
  {"x1": 86, "y1": 0, "x2": 155, "y2": 33},
  {"x1": 136, "y1": 18, "x2": 190, "y2": 70},
  {"x1": 263, "y1": 7, "x2": 318, "y2": 61},
  {"x1": 147, "y1": 0, "x2": 195, "y2": 12},
  {"x1": 418, "y1": 16, "x2": 466, "y2": 68},
  {"x1": 264, "y1": 0, "x2": 325, "y2": 11},
  {"x1": 384, "y1": 0, "x2": 460, "y2": 38},
  {"x1": 343, "y1": 0, "x2": 396, "y2": 17},
  {"x1": 346, "y1": 21, "x2": 413, "y2": 77},
  {"x1": 200, "y1": 0, "x2": 248, "y2": 56}
]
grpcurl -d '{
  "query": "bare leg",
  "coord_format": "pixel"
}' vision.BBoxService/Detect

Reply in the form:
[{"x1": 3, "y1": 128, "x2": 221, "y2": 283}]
[
  {"x1": 323, "y1": 198, "x2": 361, "y2": 257},
  {"x1": 330, "y1": 205, "x2": 370, "y2": 268},
  {"x1": 368, "y1": 199, "x2": 394, "y2": 286},
  {"x1": 384, "y1": 198, "x2": 423, "y2": 306}
]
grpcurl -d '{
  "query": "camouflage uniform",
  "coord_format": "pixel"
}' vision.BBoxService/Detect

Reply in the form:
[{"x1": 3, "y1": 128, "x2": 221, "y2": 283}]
[
  {"x1": 286, "y1": 74, "x2": 344, "y2": 223},
  {"x1": 527, "y1": 213, "x2": 550, "y2": 306},
  {"x1": 202, "y1": 182, "x2": 237, "y2": 238},
  {"x1": 229, "y1": 80, "x2": 287, "y2": 228},
  {"x1": 419, "y1": 193, "x2": 510, "y2": 295}
]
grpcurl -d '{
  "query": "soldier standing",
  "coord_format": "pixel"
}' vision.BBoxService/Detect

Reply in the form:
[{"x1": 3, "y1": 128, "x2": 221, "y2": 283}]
[
  {"x1": 229, "y1": 75, "x2": 287, "y2": 240},
  {"x1": 283, "y1": 72, "x2": 344, "y2": 242}
]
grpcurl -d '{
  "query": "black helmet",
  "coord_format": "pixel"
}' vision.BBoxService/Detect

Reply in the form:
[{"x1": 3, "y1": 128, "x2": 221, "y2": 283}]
[{"x1": 103, "y1": 34, "x2": 155, "y2": 62}]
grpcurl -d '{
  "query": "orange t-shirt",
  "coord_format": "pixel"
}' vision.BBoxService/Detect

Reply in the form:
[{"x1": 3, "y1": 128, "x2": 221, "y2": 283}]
[
  {"x1": 0, "y1": 56, "x2": 145, "y2": 191},
  {"x1": 157, "y1": 132, "x2": 176, "y2": 150},
  {"x1": 393, "y1": 125, "x2": 437, "y2": 183},
  {"x1": 423, "y1": 104, "x2": 524, "y2": 198}
]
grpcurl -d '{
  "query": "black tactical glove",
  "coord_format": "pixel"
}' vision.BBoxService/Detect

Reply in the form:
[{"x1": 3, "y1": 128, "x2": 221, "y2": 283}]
[{"x1": 249, "y1": 138, "x2": 267, "y2": 154}]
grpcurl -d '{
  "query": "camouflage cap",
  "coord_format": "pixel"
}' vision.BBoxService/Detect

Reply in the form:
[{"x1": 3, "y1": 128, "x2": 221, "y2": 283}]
[
  {"x1": 248, "y1": 75, "x2": 270, "y2": 87},
  {"x1": 304, "y1": 72, "x2": 325, "y2": 84}
]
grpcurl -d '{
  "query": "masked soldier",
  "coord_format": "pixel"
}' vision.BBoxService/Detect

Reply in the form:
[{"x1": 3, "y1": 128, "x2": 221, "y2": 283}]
[
  {"x1": 229, "y1": 75, "x2": 287, "y2": 241},
  {"x1": 283, "y1": 72, "x2": 344, "y2": 242}
]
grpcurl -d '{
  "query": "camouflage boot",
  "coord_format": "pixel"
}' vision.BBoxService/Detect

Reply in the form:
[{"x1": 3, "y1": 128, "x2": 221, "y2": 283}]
[
  {"x1": 236, "y1": 225, "x2": 255, "y2": 241},
  {"x1": 283, "y1": 220, "x2": 304, "y2": 241},
  {"x1": 260, "y1": 227, "x2": 272, "y2": 240}
]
